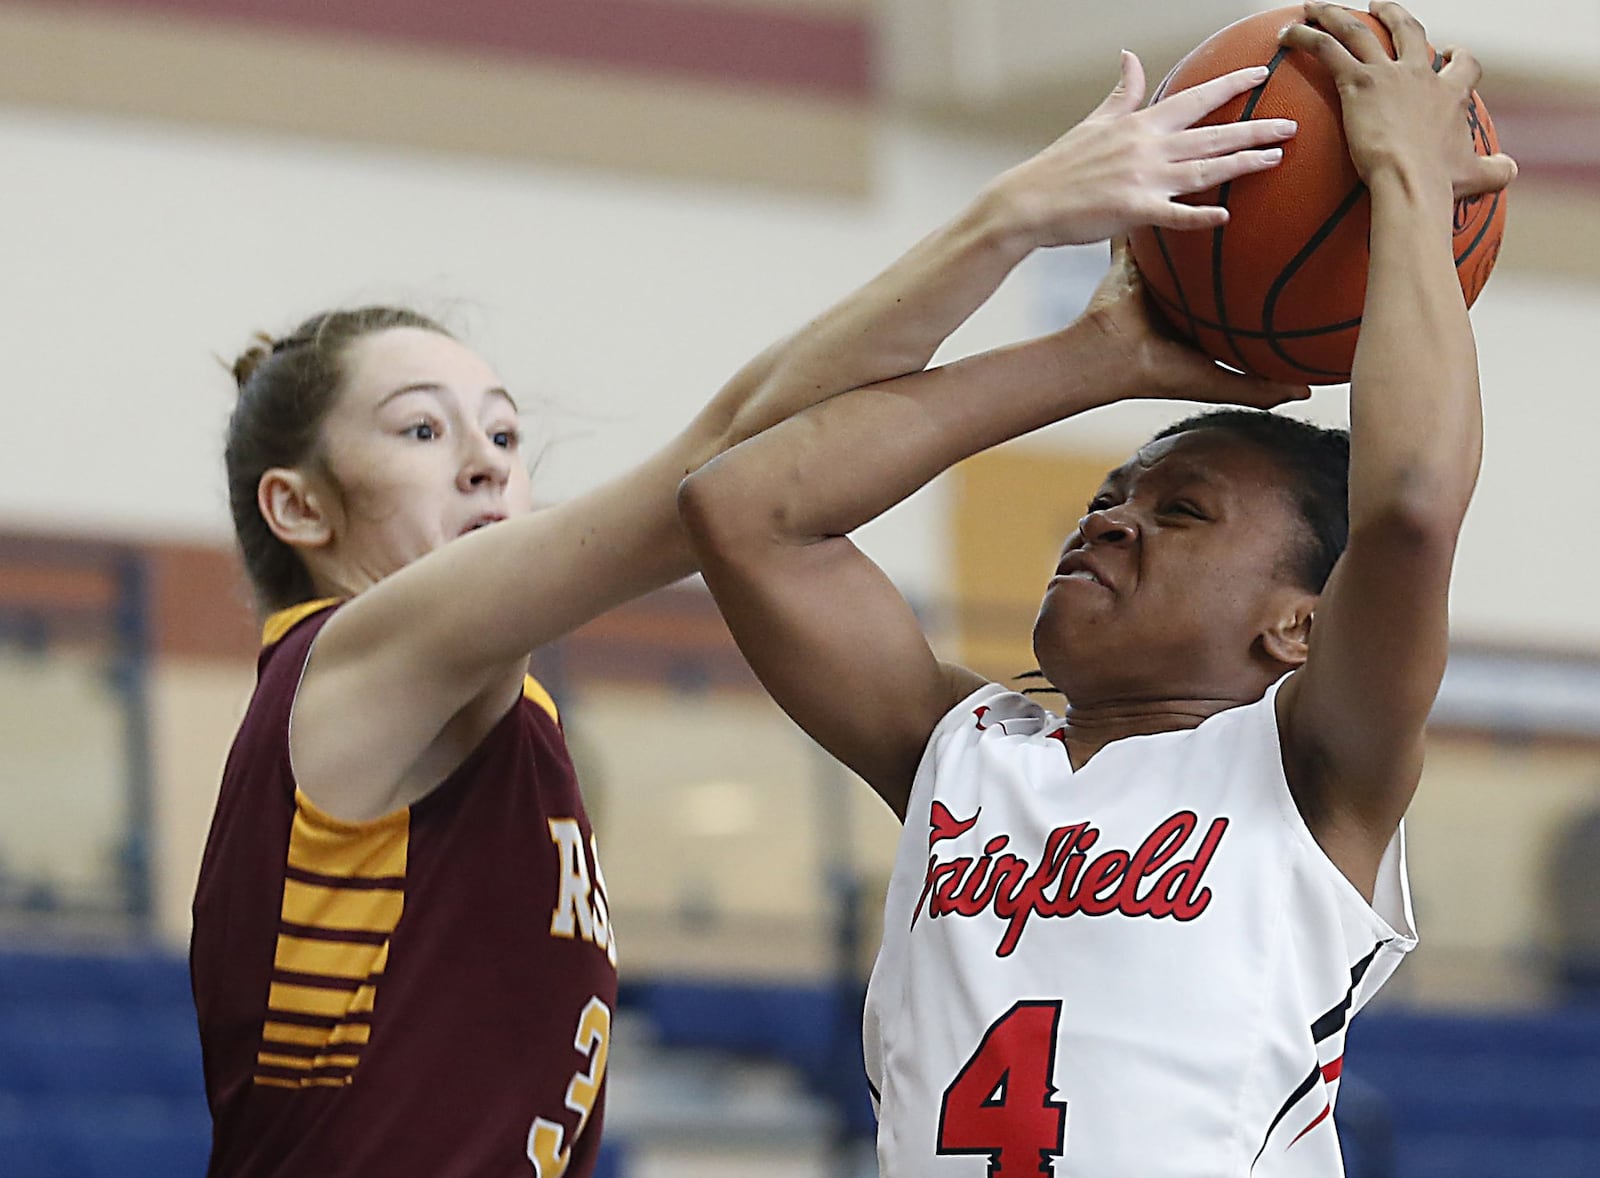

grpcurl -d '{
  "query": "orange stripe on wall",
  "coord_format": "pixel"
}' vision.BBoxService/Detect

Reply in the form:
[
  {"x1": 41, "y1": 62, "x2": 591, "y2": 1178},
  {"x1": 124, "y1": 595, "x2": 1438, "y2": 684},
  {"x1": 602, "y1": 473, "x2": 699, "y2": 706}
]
[{"x1": 0, "y1": 528, "x2": 764, "y2": 680}]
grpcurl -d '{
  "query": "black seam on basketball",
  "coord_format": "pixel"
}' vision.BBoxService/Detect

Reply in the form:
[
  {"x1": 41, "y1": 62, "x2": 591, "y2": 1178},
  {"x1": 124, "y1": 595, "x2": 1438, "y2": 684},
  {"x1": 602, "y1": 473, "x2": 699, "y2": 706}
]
[
  {"x1": 1454, "y1": 96, "x2": 1501, "y2": 269},
  {"x1": 1146, "y1": 64, "x2": 1192, "y2": 342},
  {"x1": 1151, "y1": 225, "x2": 1204, "y2": 347},
  {"x1": 1455, "y1": 189, "x2": 1500, "y2": 268},
  {"x1": 1145, "y1": 284, "x2": 1361, "y2": 340},
  {"x1": 1151, "y1": 60, "x2": 1182, "y2": 104},
  {"x1": 1209, "y1": 46, "x2": 1291, "y2": 371},
  {"x1": 1146, "y1": 53, "x2": 1216, "y2": 348},
  {"x1": 1259, "y1": 181, "x2": 1370, "y2": 377},
  {"x1": 1208, "y1": 217, "x2": 1247, "y2": 369}
]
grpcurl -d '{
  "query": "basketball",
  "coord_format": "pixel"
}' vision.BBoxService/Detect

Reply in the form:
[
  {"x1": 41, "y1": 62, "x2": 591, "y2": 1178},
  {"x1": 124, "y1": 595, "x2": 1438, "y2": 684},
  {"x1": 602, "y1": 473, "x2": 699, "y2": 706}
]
[{"x1": 1128, "y1": 5, "x2": 1507, "y2": 385}]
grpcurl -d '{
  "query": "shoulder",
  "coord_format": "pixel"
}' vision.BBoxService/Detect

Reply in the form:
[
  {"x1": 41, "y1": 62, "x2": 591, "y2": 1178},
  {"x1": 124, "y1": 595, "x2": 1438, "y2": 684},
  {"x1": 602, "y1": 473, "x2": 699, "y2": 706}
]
[
  {"x1": 241, "y1": 599, "x2": 343, "y2": 721},
  {"x1": 261, "y1": 598, "x2": 342, "y2": 648},
  {"x1": 258, "y1": 599, "x2": 343, "y2": 678}
]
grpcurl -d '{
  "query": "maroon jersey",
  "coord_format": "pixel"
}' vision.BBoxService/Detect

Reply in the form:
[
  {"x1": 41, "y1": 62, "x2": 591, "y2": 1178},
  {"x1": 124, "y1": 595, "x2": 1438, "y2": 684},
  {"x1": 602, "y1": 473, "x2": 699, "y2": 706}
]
[{"x1": 192, "y1": 601, "x2": 617, "y2": 1178}]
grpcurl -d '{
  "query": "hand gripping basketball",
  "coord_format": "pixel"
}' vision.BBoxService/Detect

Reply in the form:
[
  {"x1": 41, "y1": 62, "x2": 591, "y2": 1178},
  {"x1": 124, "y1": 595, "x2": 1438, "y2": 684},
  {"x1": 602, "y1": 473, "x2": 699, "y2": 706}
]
[
  {"x1": 1281, "y1": 1, "x2": 1518, "y2": 200},
  {"x1": 1126, "y1": 2, "x2": 1513, "y2": 384},
  {"x1": 1084, "y1": 242, "x2": 1312, "y2": 410},
  {"x1": 985, "y1": 51, "x2": 1297, "y2": 249}
]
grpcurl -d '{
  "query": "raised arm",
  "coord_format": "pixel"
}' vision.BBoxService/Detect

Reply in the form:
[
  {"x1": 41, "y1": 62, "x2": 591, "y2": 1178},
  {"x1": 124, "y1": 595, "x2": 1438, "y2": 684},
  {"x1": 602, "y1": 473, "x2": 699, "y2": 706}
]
[
  {"x1": 295, "y1": 56, "x2": 1299, "y2": 820},
  {"x1": 1276, "y1": 1, "x2": 1516, "y2": 891},
  {"x1": 682, "y1": 254, "x2": 1308, "y2": 816}
]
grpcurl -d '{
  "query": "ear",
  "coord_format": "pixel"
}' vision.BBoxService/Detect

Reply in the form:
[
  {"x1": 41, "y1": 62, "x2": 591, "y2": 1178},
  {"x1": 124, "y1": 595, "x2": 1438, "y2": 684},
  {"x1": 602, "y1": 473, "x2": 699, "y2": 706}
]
[
  {"x1": 258, "y1": 467, "x2": 335, "y2": 552},
  {"x1": 1258, "y1": 588, "x2": 1316, "y2": 669}
]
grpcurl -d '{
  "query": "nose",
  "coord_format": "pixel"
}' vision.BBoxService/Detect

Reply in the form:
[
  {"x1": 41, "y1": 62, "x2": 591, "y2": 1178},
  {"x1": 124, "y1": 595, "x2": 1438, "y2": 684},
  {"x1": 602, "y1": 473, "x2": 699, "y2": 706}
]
[
  {"x1": 1077, "y1": 506, "x2": 1139, "y2": 547},
  {"x1": 457, "y1": 433, "x2": 511, "y2": 493}
]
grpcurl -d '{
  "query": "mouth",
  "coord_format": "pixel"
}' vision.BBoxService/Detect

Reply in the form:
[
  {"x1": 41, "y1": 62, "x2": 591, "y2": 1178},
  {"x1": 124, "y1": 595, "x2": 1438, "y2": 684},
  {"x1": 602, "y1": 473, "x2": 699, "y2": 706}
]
[
  {"x1": 460, "y1": 513, "x2": 506, "y2": 537},
  {"x1": 1051, "y1": 551, "x2": 1114, "y2": 591}
]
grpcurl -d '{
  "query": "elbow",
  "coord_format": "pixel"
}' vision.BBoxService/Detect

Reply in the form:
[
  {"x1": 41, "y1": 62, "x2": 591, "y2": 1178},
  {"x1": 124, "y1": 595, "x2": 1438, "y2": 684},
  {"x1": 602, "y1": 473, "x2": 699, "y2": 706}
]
[
  {"x1": 676, "y1": 460, "x2": 731, "y2": 546},
  {"x1": 677, "y1": 455, "x2": 770, "y2": 561},
  {"x1": 1350, "y1": 472, "x2": 1472, "y2": 554}
]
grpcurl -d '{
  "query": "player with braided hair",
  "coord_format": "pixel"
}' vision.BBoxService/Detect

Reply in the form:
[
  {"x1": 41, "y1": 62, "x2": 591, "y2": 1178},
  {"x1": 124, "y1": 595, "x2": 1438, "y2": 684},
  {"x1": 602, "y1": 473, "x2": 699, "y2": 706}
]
[{"x1": 680, "y1": 4, "x2": 1515, "y2": 1173}]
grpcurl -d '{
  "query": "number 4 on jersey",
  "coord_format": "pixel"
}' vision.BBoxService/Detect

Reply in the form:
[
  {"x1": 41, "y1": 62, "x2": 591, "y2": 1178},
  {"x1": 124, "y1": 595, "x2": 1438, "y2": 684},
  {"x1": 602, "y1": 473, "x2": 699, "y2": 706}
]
[{"x1": 937, "y1": 1000, "x2": 1067, "y2": 1177}]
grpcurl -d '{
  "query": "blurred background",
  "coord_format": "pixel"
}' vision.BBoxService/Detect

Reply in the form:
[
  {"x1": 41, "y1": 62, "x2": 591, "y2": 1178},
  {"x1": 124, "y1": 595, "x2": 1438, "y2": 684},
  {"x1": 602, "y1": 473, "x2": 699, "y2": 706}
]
[{"x1": 1, "y1": 0, "x2": 1597, "y2": 1175}]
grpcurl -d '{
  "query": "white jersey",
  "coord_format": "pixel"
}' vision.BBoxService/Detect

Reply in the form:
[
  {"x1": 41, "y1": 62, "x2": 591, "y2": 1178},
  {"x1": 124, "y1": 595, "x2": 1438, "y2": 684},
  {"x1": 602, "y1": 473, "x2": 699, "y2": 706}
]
[{"x1": 864, "y1": 679, "x2": 1416, "y2": 1178}]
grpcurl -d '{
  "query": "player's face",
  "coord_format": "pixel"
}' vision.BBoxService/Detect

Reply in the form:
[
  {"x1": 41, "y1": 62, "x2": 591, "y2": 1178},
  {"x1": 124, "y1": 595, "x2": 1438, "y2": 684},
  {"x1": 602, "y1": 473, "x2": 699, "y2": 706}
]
[
  {"x1": 1032, "y1": 428, "x2": 1311, "y2": 705},
  {"x1": 311, "y1": 327, "x2": 534, "y2": 588}
]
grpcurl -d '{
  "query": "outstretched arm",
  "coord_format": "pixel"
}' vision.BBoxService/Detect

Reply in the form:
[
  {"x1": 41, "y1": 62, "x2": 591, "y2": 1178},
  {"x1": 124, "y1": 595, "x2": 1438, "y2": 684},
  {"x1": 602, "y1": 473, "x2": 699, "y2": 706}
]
[
  {"x1": 1276, "y1": 0, "x2": 1516, "y2": 894},
  {"x1": 518, "y1": 49, "x2": 1298, "y2": 622},
  {"x1": 683, "y1": 257, "x2": 1308, "y2": 816},
  {"x1": 295, "y1": 55, "x2": 1298, "y2": 821}
]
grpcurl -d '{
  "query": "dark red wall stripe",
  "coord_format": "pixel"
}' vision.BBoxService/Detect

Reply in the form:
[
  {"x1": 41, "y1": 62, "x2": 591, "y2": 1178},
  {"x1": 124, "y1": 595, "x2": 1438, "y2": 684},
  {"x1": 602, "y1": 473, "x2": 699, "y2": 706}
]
[
  {"x1": 1483, "y1": 96, "x2": 1600, "y2": 190},
  {"x1": 47, "y1": 0, "x2": 875, "y2": 99}
]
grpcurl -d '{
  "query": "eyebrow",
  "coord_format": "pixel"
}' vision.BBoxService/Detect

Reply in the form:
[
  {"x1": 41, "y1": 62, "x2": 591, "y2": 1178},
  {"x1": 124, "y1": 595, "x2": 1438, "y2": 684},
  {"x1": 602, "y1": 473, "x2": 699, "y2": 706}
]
[
  {"x1": 377, "y1": 382, "x2": 520, "y2": 414},
  {"x1": 1097, "y1": 465, "x2": 1133, "y2": 494},
  {"x1": 1157, "y1": 465, "x2": 1219, "y2": 486},
  {"x1": 1096, "y1": 462, "x2": 1220, "y2": 498}
]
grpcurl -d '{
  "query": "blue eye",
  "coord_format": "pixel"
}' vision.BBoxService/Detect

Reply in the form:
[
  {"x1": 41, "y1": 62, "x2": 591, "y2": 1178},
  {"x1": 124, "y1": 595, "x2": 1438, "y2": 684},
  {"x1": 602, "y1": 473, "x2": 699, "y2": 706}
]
[
  {"x1": 405, "y1": 422, "x2": 436, "y2": 441},
  {"x1": 492, "y1": 428, "x2": 518, "y2": 449}
]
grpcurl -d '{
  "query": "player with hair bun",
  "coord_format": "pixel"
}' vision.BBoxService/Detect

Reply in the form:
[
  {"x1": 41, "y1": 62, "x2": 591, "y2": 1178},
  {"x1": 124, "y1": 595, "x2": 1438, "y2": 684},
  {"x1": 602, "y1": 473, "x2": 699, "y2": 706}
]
[
  {"x1": 187, "y1": 53, "x2": 1288, "y2": 1177},
  {"x1": 680, "y1": 3, "x2": 1515, "y2": 1174}
]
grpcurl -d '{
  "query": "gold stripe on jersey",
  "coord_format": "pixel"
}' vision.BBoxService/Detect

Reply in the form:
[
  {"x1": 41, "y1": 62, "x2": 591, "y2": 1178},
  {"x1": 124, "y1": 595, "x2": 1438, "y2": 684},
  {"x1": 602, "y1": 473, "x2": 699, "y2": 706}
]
[
  {"x1": 267, "y1": 982, "x2": 367, "y2": 1020},
  {"x1": 280, "y1": 879, "x2": 404, "y2": 932},
  {"x1": 254, "y1": 793, "x2": 407, "y2": 1089},
  {"x1": 287, "y1": 794, "x2": 409, "y2": 879},
  {"x1": 257, "y1": 1052, "x2": 363, "y2": 1071},
  {"x1": 523, "y1": 675, "x2": 559, "y2": 724},
  {"x1": 272, "y1": 934, "x2": 384, "y2": 981},
  {"x1": 262, "y1": 1021, "x2": 371, "y2": 1048},
  {"x1": 256, "y1": 1075, "x2": 345, "y2": 1090},
  {"x1": 260, "y1": 598, "x2": 342, "y2": 648}
]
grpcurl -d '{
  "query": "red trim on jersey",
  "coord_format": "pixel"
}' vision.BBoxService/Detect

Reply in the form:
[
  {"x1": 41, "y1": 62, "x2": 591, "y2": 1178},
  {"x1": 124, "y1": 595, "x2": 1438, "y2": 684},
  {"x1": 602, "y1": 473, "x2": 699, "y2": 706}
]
[{"x1": 1288, "y1": 1102, "x2": 1332, "y2": 1148}]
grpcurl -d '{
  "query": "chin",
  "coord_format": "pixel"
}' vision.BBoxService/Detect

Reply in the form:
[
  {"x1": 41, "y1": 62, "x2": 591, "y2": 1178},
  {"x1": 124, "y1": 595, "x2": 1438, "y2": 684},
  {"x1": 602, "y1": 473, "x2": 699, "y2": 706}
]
[
  {"x1": 1032, "y1": 597, "x2": 1090, "y2": 665},
  {"x1": 1030, "y1": 625, "x2": 1072, "y2": 694},
  {"x1": 1032, "y1": 617, "x2": 1133, "y2": 703}
]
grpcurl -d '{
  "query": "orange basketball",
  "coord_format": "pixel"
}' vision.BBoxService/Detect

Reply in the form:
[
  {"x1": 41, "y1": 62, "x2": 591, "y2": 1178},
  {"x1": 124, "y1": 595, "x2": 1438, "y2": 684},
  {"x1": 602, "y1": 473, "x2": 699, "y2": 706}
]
[{"x1": 1128, "y1": 5, "x2": 1506, "y2": 385}]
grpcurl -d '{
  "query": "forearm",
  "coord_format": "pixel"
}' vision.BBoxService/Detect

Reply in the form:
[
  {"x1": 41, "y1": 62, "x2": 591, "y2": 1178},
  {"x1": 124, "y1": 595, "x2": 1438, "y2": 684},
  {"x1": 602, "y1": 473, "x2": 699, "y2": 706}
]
[
  {"x1": 682, "y1": 316, "x2": 1132, "y2": 548},
  {"x1": 423, "y1": 191, "x2": 1038, "y2": 625},
  {"x1": 1348, "y1": 171, "x2": 1483, "y2": 533},
  {"x1": 686, "y1": 187, "x2": 1035, "y2": 468}
]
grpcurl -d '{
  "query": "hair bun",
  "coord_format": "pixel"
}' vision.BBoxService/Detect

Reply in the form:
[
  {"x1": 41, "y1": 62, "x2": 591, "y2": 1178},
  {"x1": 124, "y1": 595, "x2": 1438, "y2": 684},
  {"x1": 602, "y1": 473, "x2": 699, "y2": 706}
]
[{"x1": 230, "y1": 332, "x2": 277, "y2": 393}]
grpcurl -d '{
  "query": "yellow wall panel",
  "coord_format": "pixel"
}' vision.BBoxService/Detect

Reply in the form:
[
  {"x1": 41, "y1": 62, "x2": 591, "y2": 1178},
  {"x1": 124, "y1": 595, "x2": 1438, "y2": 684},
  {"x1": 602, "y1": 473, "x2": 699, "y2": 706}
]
[{"x1": 950, "y1": 442, "x2": 1125, "y2": 685}]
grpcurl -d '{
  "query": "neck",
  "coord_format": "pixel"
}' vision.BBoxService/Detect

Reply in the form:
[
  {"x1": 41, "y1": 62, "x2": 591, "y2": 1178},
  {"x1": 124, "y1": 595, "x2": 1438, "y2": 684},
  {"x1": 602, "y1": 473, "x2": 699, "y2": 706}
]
[{"x1": 1055, "y1": 693, "x2": 1252, "y2": 770}]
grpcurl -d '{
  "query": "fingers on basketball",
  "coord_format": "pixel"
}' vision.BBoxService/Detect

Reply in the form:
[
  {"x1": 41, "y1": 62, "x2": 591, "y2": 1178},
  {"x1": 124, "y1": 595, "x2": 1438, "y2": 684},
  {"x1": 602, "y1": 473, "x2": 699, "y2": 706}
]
[
  {"x1": 1152, "y1": 65, "x2": 1270, "y2": 132},
  {"x1": 1459, "y1": 152, "x2": 1519, "y2": 197},
  {"x1": 1130, "y1": 7, "x2": 1508, "y2": 384},
  {"x1": 1303, "y1": 2, "x2": 1390, "y2": 64},
  {"x1": 1170, "y1": 147, "x2": 1284, "y2": 200},
  {"x1": 1439, "y1": 47, "x2": 1485, "y2": 93},
  {"x1": 1279, "y1": 23, "x2": 1353, "y2": 76},
  {"x1": 1154, "y1": 201, "x2": 1230, "y2": 232},
  {"x1": 1371, "y1": 1, "x2": 1430, "y2": 61},
  {"x1": 1170, "y1": 119, "x2": 1294, "y2": 161}
]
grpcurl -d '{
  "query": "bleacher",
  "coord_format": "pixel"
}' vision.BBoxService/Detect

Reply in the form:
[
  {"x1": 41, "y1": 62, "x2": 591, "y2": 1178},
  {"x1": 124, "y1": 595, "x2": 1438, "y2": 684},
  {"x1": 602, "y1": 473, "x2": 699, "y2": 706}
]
[
  {"x1": 0, "y1": 949, "x2": 209, "y2": 1178},
  {"x1": 4, "y1": 948, "x2": 1600, "y2": 1177},
  {"x1": 1345, "y1": 1008, "x2": 1600, "y2": 1178}
]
